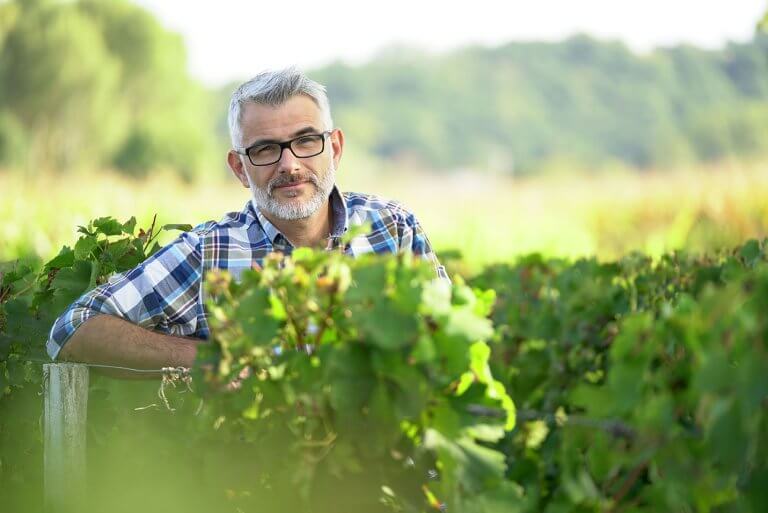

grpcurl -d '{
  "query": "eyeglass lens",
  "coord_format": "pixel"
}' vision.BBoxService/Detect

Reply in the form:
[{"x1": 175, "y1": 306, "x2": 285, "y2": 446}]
[{"x1": 248, "y1": 134, "x2": 325, "y2": 165}]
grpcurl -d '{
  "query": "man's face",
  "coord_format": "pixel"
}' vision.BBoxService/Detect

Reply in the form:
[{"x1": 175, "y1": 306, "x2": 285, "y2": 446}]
[{"x1": 227, "y1": 95, "x2": 344, "y2": 221}]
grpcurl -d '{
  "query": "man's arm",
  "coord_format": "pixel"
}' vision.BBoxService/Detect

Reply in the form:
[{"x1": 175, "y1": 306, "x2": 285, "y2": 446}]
[
  {"x1": 58, "y1": 315, "x2": 201, "y2": 372},
  {"x1": 47, "y1": 231, "x2": 207, "y2": 369}
]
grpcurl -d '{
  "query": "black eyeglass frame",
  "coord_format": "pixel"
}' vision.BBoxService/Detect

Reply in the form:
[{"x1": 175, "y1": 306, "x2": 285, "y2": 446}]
[{"x1": 236, "y1": 130, "x2": 334, "y2": 166}]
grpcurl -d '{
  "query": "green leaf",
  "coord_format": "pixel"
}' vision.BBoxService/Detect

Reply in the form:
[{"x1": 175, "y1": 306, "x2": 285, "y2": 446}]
[
  {"x1": 466, "y1": 423, "x2": 505, "y2": 443},
  {"x1": 74, "y1": 236, "x2": 98, "y2": 260},
  {"x1": 92, "y1": 217, "x2": 124, "y2": 236},
  {"x1": 739, "y1": 239, "x2": 761, "y2": 267},
  {"x1": 468, "y1": 341, "x2": 492, "y2": 380},
  {"x1": 455, "y1": 372, "x2": 475, "y2": 396},
  {"x1": 76, "y1": 225, "x2": 93, "y2": 236},
  {"x1": 422, "y1": 278, "x2": 452, "y2": 316},
  {"x1": 410, "y1": 334, "x2": 436, "y2": 363},
  {"x1": 122, "y1": 216, "x2": 137, "y2": 235},
  {"x1": 424, "y1": 429, "x2": 507, "y2": 494},
  {"x1": 472, "y1": 288, "x2": 496, "y2": 317},
  {"x1": 116, "y1": 240, "x2": 146, "y2": 270},
  {"x1": 49, "y1": 260, "x2": 93, "y2": 314},
  {"x1": 444, "y1": 307, "x2": 493, "y2": 343},
  {"x1": 346, "y1": 260, "x2": 420, "y2": 348},
  {"x1": 329, "y1": 375, "x2": 369, "y2": 418},
  {"x1": 490, "y1": 381, "x2": 516, "y2": 431},
  {"x1": 358, "y1": 301, "x2": 419, "y2": 349},
  {"x1": 347, "y1": 259, "x2": 387, "y2": 303},
  {"x1": 44, "y1": 246, "x2": 74, "y2": 270},
  {"x1": 232, "y1": 287, "x2": 281, "y2": 347},
  {"x1": 460, "y1": 482, "x2": 526, "y2": 513},
  {"x1": 162, "y1": 223, "x2": 193, "y2": 233},
  {"x1": 433, "y1": 330, "x2": 472, "y2": 377},
  {"x1": 0, "y1": 262, "x2": 33, "y2": 287},
  {"x1": 325, "y1": 346, "x2": 374, "y2": 420}
]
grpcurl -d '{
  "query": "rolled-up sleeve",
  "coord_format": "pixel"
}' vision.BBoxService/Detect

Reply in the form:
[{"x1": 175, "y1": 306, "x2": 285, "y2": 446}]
[{"x1": 46, "y1": 231, "x2": 204, "y2": 360}]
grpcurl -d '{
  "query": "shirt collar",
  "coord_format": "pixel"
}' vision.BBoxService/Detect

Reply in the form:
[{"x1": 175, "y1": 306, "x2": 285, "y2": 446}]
[{"x1": 247, "y1": 186, "x2": 348, "y2": 245}]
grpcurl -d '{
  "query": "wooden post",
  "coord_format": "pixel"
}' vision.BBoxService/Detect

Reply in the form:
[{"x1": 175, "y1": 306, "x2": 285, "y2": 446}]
[{"x1": 43, "y1": 363, "x2": 89, "y2": 513}]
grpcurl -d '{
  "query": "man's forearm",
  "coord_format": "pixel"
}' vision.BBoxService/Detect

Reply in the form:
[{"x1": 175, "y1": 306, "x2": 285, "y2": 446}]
[{"x1": 58, "y1": 315, "x2": 202, "y2": 373}]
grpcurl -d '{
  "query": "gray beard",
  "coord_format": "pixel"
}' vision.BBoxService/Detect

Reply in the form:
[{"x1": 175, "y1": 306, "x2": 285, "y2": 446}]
[{"x1": 251, "y1": 163, "x2": 336, "y2": 221}]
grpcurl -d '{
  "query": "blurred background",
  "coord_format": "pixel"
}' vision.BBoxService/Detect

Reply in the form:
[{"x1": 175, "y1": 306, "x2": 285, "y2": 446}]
[{"x1": 1, "y1": 0, "x2": 768, "y2": 271}]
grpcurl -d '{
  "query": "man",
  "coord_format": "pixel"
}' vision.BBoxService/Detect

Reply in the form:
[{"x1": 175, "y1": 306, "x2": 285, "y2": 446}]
[{"x1": 47, "y1": 67, "x2": 446, "y2": 369}]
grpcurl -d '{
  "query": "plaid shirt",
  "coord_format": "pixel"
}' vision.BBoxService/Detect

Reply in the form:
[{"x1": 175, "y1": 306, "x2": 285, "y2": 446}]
[{"x1": 47, "y1": 187, "x2": 447, "y2": 360}]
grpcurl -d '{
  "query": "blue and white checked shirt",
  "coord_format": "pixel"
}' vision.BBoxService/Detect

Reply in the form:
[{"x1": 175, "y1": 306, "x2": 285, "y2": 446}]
[{"x1": 47, "y1": 187, "x2": 447, "y2": 359}]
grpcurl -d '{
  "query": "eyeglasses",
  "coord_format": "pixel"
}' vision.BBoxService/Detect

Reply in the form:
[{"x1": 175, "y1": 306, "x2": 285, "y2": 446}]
[{"x1": 237, "y1": 130, "x2": 333, "y2": 166}]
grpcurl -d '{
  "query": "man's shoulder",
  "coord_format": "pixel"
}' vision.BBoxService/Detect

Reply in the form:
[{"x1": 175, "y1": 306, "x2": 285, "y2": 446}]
[{"x1": 342, "y1": 191, "x2": 418, "y2": 224}]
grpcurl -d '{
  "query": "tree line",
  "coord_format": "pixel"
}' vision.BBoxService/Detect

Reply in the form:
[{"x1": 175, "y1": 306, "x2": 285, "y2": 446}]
[
  {"x1": 314, "y1": 33, "x2": 768, "y2": 174},
  {"x1": 2, "y1": 0, "x2": 768, "y2": 177}
]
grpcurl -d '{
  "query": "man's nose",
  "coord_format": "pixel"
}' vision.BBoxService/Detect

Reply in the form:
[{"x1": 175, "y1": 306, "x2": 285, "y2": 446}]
[{"x1": 275, "y1": 145, "x2": 301, "y2": 174}]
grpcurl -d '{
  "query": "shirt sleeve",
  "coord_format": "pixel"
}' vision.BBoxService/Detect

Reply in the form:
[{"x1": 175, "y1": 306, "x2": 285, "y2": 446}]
[
  {"x1": 399, "y1": 211, "x2": 449, "y2": 281},
  {"x1": 46, "y1": 231, "x2": 205, "y2": 360}
]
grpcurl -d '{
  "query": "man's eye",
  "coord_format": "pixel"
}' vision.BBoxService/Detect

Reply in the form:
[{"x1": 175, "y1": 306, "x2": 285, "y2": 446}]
[
  {"x1": 254, "y1": 145, "x2": 277, "y2": 155},
  {"x1": 296, "y1": 136, "x2": 318, "y2": 147}
]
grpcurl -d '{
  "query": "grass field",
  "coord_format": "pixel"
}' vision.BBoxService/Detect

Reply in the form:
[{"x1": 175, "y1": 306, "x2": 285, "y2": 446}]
[{"x1": 3, "y1": 159, "x2": 768, "y2": 273}]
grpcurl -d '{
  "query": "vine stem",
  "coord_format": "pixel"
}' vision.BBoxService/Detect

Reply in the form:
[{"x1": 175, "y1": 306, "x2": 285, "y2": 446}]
[
  {"x1": 608, "y1": 460, "x2": 648, "y2": 513},
  {"x1": 278, "y1": 287, "x2": 306, "y2": 350},
  {"x1": 142, "y1": 213, "x2": 159, "y2": 253},
  {"x1": 3, "y1": 281, "x2": 34, "y2": 300},
  {"x1": 312, "y1": 280, "x2": 337, "y2": 346}
]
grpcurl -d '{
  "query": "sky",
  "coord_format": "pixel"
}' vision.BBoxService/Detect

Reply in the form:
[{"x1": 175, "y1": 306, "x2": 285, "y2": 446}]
[{"x1": 132, "y1": 0, "x2": 767, "y2": 87}]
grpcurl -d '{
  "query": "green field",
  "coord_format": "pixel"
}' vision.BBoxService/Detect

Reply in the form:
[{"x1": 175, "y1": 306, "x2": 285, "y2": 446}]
[{"x1": 4, "y1": 159, "x2": 768, "y2": 271}]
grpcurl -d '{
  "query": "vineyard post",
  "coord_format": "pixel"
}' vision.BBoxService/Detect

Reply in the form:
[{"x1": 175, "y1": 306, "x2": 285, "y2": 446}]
[{"x1": 43, "y1": 363, "x2": 89, "y2": 513}]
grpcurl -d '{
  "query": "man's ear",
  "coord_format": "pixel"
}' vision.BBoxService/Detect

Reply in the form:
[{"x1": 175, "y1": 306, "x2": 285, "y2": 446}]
[
  {"x1": 227, "y1": 150, "x2": 250, "y2": 188},
  {"x1": 330, "y1": 128, "x2": 344, "y2": 170}
]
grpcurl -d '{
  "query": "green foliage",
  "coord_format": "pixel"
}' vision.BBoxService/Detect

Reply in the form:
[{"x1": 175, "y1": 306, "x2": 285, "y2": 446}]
[
  {"x1": 0, "y1": 214, "x2": 191, "y2": 510},
  {"x1": 1, "y1": 214, "x2": 191, "y2": 392},
  {"x1": 194, "y1": 249, "x2": 513, "y2": 511},
  {"x1": 2, "y1": 218, "x2": 768, "y2": 511},
  {"x1": 470, "y1": 243, "x2": 768, "y2": 512}
]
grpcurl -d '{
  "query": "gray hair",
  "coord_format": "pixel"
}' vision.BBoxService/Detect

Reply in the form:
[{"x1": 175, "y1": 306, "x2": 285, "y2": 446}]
[{"x1": 228, "y1": 67, "x2": 334, "y2": 148}]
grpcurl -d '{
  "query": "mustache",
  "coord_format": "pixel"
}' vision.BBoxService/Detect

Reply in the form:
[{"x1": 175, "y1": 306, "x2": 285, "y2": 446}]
[{"x1": 267, "y1": 173, "x2": 318, "y2": 194}]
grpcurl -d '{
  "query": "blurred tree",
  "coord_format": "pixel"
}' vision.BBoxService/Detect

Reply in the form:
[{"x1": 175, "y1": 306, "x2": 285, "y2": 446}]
[
  {"x1": 313, "y1": 31, "x2": 768, "y2": 175},
  {"x1": 0, "y1": 1, "x2": 23, "y2": 167},
  {"x1": 0, "y1": 112, "x2": 26, "y2": 168},
  {"x1": 0, "y1": 0, "x2": 122, "y2": 171},
  {"x1": 0, "y1": 1, "x2": 19, "y2": 52},
  {"x1": 78, "y1": 0, "x2": 218, "y2": 179},
  {"x1": 0, "y1": 0, "x2": 218, "y2": 178}
]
